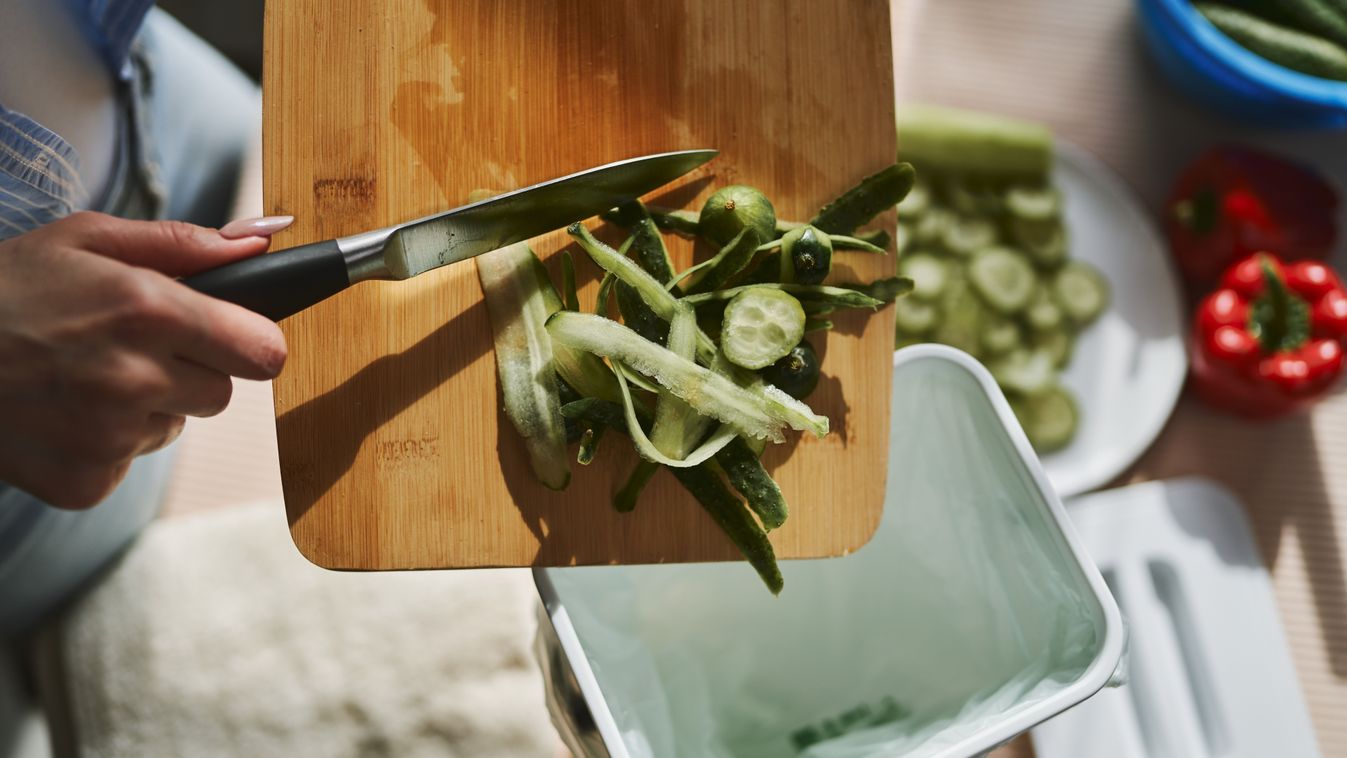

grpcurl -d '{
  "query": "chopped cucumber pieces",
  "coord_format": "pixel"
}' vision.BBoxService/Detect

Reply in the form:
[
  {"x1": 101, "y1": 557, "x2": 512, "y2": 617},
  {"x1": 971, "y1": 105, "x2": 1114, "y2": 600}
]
[{"x1": 894, "y1": 104, "x2": 1112, "y2": 453}]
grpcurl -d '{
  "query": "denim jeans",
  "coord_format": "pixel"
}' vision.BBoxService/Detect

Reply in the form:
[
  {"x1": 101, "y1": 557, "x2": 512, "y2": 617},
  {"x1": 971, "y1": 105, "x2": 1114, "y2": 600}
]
[{"x1": 0, "y1": 9, "x2": 261, "y2": 637}]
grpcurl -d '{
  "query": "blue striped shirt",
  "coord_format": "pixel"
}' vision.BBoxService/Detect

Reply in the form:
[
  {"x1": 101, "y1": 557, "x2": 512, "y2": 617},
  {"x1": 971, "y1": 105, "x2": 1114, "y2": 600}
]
[{"x1": 0, "y1": 0, "x2": 153, "y2": 239}]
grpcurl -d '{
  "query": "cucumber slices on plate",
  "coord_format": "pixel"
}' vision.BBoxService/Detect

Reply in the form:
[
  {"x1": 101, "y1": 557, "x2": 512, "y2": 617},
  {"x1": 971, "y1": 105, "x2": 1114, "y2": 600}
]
[{"x1": 897, "y1": 106, "x2": 1110, "y2": 453}]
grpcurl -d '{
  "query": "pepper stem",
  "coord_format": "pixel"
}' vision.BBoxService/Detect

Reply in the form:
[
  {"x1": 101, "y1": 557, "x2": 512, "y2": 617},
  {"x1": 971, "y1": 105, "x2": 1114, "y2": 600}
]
[{"x1": 1249, "y1": 256, "x2": 1310, "y2": 354}]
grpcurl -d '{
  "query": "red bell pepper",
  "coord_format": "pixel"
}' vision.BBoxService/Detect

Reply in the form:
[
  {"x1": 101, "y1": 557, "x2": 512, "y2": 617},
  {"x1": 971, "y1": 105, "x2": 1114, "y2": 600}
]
[
  {"x1": 1192, "y1": 253, "x2": 1347, "y2": 418},
  {"x1": 1166, "y1": 146, "x2": 1338, "y2": 292}
]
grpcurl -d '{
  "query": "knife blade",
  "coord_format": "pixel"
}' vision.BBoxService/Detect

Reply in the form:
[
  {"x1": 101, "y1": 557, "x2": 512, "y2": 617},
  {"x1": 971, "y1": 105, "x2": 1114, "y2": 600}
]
[{"x1": 182, "y1": 149, "x2": 717, "y2": 321}]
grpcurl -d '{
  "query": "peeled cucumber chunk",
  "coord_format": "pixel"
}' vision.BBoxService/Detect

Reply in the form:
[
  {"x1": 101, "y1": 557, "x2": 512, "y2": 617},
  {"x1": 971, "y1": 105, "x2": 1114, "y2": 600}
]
[
  {"x1": 969, "y1": 247, "x2": 1037, "y2": 314},
  {"x1": 1053, "y1": 261, "x2": 1109, "y2": 325},
  {"x1": 898, "y1": 104, "x2": 1053, "y2": 179},
  {"x1": 899, "y1": 253, "x2": 948, "y2": 301},
  {"x1": 1010, "y1": 385, "x2": 1079, "y2": 453}
]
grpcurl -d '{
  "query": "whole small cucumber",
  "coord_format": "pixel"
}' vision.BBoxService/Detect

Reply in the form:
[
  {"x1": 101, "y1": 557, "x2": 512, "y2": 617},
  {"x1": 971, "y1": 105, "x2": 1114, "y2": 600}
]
[{"x1": 1195, "y1": 2, "x2": 1347, "y2": 81}]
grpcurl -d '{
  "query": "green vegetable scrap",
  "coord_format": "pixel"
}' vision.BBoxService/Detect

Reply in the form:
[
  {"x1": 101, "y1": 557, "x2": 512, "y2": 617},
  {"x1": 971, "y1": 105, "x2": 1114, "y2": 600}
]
[{"x1": 479, "y1": 164, "x2": 914, "y2": 592}]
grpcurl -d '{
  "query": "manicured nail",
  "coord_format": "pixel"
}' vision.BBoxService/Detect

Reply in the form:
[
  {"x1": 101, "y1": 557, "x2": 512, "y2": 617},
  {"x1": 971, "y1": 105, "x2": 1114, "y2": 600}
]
[{"x1": 220, "y1": 215, "x2": 294, "y2": 239}]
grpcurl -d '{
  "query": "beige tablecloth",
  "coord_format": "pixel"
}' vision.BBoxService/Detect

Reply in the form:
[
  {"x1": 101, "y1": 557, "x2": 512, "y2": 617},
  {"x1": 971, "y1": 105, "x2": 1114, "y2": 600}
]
[{"x1": 893, "y1": 0, "x2": 1347, "y2": 755}]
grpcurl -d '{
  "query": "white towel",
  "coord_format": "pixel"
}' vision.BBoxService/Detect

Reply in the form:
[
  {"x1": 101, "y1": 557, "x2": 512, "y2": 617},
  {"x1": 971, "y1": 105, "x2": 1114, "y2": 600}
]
[{"x1": 48, "y1": 502, "x2": 558, "y2": 758}]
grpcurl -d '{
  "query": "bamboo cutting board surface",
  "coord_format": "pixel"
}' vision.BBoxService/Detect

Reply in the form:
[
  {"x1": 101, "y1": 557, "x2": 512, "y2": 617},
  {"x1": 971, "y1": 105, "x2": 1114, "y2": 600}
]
[{"x1": 263, "y1": 0, "x2": 897, "y2": 570}]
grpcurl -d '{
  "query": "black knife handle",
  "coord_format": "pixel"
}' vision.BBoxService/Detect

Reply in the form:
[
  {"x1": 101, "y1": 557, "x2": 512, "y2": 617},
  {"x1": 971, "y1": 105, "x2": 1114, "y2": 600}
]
[{"x1": 181, "y1": 239, "x2": 350, "y2": 321}]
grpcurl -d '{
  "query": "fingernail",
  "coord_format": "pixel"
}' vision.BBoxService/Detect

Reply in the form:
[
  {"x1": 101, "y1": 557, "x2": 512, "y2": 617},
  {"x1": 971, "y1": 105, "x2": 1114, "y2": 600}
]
[{"x1": 220, "y1": 215, "x2": 294, "y2": 239}]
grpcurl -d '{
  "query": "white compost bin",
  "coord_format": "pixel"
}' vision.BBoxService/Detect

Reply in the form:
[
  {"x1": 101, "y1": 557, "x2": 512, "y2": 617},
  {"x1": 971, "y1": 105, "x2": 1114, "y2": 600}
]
[{"x1": 534, "y1": 345, "x2": 1125, "y2": 757}]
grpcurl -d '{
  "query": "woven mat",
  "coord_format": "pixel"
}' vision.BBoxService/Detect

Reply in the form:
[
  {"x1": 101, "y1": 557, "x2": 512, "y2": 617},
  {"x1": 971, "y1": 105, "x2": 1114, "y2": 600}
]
[{"x1": 892, "y1": 0, "x2": 1347, "y2": 755}]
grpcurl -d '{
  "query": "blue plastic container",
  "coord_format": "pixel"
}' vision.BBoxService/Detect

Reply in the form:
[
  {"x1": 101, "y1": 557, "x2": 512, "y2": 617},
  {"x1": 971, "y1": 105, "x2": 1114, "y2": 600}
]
[{"x1": 1137, "y1": 0, "x2": 1347, "y2": 127}]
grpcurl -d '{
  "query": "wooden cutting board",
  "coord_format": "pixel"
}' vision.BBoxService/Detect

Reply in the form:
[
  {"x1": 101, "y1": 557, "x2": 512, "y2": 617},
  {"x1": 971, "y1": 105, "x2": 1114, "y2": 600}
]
[{"x1": 263, "y1": 0, "x2": 897, "y2": 570}]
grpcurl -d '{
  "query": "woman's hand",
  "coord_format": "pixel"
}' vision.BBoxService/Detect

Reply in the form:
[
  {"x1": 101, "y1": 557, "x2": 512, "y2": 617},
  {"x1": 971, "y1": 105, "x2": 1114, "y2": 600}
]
[{"x1": 0, "y1": 211, "x2": 293, "y2": 509}]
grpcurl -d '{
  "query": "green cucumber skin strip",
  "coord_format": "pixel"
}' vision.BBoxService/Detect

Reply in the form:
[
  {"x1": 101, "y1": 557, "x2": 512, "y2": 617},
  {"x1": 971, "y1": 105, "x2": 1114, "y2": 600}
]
[
  {"x1": 561, "y1": 251, "x2": 580, "y2": 312},
  {"x1": 569, "y1": 223, "x2": 720, "y2": 365},
  {"x1": 639, "y1": 206, "x2": 891, "y2": 250},
  {"x1": 652, "y1": 307, "x2": 699, "y2": 458},
  {"x1": 681, "y1": 279, "x2": 913, "y2": 310},
  {"x1": 476, "y1": 243, "x2": 570, "y2": 490},
  {"x1": 810, "y1": 163, "x2": 916, "y2": 235},
  {"x1": 615, "y1": 459, "x2": 660, "y2": 513},
  {"x1": 612, "y1": 362, "x2": 738, "y2": 468},
  {"x1": 561, "y1": 399, "x2": 783, "y2": 593},
  {"x1": 715, "y1": 437, "x2": 788, "y2": 530},
  {"x1": 526, "y1": 254, "x2": 621, "y2": 405},
  {"x1": 621, "y1": 201, "x2": 678, "y2": 284},
  {"x1": 1282, "y1": 0, "x2": 1347, "y2": 48},
  {"x1": 547, "y1": 311, "x2": 829, "y2": 441},
  {"x1": 686, "y1": 228, "x2": 761, "y2": 295}
]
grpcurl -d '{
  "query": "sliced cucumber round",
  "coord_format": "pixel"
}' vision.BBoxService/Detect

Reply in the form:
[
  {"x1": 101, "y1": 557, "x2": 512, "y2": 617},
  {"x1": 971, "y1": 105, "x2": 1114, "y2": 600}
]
[
  {"x1": 894, "y1": 296, "x2": 938, "y2": 335},
  {"x1": 968, "y1": 247, "x2": 1036, "y2": 314},
  {"x1": 1005, "y1": 185, "x2": 1061, "y2": 222},
  {"x1": 1053, "y1": 261, "x2": 1109, "y2": 325},
  {"x1": 1010, "y1": 385, "x2": 1078, "y2": 453},
  {"x1": 941, "y1": 215, "x2": 997, "y2": 256},
  {"x1": 1033, "y1": 329, "x2": 1075, "y2": 368},
  {"x1": 990, "y1": 348, "x2": 1056, "y2": 396},
  {"x1": 981, "y1": 316, "x2": 1021, "y2": 356},
  {"x1": 946, "y1": 180, "x2": 1003, "y2": 217},
  {"x1": 1022, "y1": 225, "x2": 1067, "y2": 269},
  {"x1": 932, "y1": 275, "x2": 984, "y2": 357},
  {"x1": 897, "y1": 179, "x2": 930, "y2": 219},
  {"x1": 721, "y1": 288, "x2": 806, "y2": 370},
  {"x1": 1024, "y1": 287, "x2": 1064, "y2": 333},
  {"x1": 913, "y1": 206, "x2": 953, "y2": 247},
  {"x1": 896, "y1": 221, "x2": 912, "y2": 254},
  {"x1": 899, "y1": 253, "x2": 948, "y2": 301}
]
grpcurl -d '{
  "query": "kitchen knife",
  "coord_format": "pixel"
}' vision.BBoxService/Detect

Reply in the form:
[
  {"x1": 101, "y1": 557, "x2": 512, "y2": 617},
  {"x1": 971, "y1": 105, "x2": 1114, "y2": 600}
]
[{"x1": 182, "y1": 149, "x2": 717, "y2": 321}]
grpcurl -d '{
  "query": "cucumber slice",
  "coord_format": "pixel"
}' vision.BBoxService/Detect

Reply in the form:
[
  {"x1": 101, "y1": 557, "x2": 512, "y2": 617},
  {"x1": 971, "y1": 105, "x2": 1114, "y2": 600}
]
[
  {"x1": 941, "y1": 215, "x2": 997, "y2": 256},
  {"x1": 913, "y1": 206, "x2": 953, "y2": 247},
  {"x1": 1004, "y1": 185, "x2": 1061, "y2": 222},
  {"x1": 894, "y1": 296, "x2": 938, "y2": 335},
  {"x1": 981, "y1": 316, "x2": 1021, "y2": 356},
  {"x1": 899, "y1": 253, "x2": 948, "y2": 301},
  {"x1": 932, "y1": 274, "x2": 984, "y2": 357},
  {"x1": 1009, "y1": 385, "x2": 1078, "y2": 453},
  {"x1": 897, "y1": 178, "x2": 930, "y2": 219},
  {"x1": 947, "y1": 181, "x2": 1004, "y2": 218},
  {"x1": 1020, "y1": 224, "x2": 1068, "y2": 269},
  {"x1": 968, "y1": 247, "x2": 1036, "y2": 314},
  {"x1": 990, "y1": 348, "x2": 1056, "y2": 396},
  {"x1": 1024, "y1": 287, "x2": 1064, "y2": 333},
  {"x1": 721, "y1": 288, "x2": 807, "y2": 370},
  {"x1": 1033, "y1": 329, "x2": 1076, "y2": 368},
  {"x1": 1053, "y1": 261, "x2": 1109, "y2": 325}
]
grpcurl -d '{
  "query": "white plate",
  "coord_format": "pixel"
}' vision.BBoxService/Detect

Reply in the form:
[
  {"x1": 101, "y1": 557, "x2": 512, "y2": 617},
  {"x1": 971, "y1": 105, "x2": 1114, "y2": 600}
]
[{"x1": 1039, "y1": 141, "x2": 1187, "y2": 497}]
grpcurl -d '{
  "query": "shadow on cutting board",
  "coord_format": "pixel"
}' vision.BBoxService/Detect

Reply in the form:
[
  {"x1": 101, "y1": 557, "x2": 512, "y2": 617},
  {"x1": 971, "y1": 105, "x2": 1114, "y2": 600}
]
[{"x1": 276, "y1": 297, "x2": 490, "y2": 524}]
